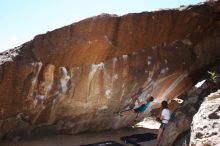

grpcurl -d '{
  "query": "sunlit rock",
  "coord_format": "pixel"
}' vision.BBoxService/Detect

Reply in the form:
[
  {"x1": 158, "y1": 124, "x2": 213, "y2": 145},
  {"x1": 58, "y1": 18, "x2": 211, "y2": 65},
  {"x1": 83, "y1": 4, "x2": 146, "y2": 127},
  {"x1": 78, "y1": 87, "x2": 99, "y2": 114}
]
[
  {"x1": 0, "y1": 1, "x2": 220, "y2": 139},
  {"x1": 190, "y1": 90, "x2": 220, "y2": 146}
]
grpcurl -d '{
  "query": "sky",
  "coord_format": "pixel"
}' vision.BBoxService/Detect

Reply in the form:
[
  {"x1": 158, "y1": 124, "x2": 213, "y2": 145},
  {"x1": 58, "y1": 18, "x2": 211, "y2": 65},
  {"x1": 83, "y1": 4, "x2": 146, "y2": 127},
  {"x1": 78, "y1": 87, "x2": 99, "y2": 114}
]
[{"x1": 0, "y1": 0, "x2": 205, "y2": 52}]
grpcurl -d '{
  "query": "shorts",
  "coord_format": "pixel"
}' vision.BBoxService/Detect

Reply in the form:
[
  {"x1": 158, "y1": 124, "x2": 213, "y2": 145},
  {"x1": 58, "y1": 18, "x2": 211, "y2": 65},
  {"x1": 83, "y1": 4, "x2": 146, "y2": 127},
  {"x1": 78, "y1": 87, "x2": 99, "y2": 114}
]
[
  {"x1": 134, "y1": 108, "x2": 140, "y2": 113},
  {"x1": 134, "y1": 104, "x2": 146, "y2": 113},
  {"x1": 160, "y1": 123, "x2": 167, "y2": 129}
]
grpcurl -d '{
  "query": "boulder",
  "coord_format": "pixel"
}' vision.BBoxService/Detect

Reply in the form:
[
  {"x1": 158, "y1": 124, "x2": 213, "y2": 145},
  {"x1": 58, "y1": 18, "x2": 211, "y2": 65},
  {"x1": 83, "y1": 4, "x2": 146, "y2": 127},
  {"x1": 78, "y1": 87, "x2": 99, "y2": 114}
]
[
  {"x1": 160, "y1": 78, "x2": 220, "y2": 146},
  {"x1": 190, "y1": 90, "x2": 220, "y2": 146},
  {"x1": 0, "y1": 1, "x2": 220, "y2": 139}
]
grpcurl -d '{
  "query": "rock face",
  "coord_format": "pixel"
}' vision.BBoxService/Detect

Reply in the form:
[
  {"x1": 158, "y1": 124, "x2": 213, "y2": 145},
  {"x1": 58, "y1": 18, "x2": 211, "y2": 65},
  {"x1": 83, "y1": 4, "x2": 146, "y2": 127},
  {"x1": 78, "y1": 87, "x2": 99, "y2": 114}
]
[
  {"x1": 159, "y1": 79, "x2": 217, "y2": 146},
  {"x1": 160, "y1": 69, "x2": 220, "y2": 146},
  {"x1": 0, "y1": 1, "x2": 220, "y2": 139},
  {"x1": 190, "y1": 90, "x2": 220, "y2": 146}
]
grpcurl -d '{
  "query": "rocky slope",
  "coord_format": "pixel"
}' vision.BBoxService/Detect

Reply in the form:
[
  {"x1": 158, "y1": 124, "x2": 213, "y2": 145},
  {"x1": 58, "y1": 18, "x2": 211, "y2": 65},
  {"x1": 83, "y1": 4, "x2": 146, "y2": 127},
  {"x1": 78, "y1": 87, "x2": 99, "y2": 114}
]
[{"x1": 0, "y1": 1, "x2": 220, "y2": 140}]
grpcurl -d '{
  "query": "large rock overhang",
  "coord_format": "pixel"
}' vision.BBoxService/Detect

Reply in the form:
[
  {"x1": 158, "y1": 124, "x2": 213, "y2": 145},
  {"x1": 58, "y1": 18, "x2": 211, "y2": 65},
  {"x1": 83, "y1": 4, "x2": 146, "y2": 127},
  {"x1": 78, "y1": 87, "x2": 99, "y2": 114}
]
[{"x1": 0, "y1": 1, "x2": 219, "y2": 136}]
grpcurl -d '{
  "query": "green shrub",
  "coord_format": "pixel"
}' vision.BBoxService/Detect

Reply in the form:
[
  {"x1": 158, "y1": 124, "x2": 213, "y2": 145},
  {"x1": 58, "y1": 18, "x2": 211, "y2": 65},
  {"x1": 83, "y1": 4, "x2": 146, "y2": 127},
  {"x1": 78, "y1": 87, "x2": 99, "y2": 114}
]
[{"x1": 207, "y1": 71, "x2": 217, "y2": 82}]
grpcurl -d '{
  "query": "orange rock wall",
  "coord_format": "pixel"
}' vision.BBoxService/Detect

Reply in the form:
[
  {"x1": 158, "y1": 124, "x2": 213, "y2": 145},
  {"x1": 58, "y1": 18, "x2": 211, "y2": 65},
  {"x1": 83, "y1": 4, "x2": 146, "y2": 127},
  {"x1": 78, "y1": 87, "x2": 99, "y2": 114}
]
[{"x1": 0, "y1": 1, "x2": 219, "y2": 137}]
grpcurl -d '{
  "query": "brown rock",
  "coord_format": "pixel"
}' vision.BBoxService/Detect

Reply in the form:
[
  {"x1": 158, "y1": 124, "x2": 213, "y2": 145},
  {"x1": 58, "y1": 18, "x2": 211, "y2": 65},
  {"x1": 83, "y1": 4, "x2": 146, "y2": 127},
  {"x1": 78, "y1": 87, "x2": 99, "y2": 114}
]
[{"x1": 0, "y1": 1, "x2": 220, "y2": 139}]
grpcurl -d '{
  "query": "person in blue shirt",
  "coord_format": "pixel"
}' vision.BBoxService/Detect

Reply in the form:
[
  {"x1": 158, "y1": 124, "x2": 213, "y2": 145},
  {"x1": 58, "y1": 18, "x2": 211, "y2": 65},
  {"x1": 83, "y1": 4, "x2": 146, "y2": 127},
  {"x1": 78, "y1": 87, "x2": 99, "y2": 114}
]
[{"x1": 119, "y1": 95, "x2": 154, "y2": 120}]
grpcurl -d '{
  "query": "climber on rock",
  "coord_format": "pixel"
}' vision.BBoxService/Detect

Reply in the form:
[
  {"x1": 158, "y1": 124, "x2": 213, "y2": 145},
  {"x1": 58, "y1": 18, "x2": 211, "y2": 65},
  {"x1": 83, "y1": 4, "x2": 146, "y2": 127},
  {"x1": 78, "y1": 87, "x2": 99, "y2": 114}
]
[{"x1": 118, "y1": 95, "x2": 154, "y2": 120}]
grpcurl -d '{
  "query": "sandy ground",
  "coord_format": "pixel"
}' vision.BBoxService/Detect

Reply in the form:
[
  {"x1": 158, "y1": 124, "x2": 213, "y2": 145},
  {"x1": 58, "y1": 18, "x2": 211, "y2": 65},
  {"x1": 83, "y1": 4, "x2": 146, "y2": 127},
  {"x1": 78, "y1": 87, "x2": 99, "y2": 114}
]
[{"x1": 0, "y1": 118, "x2": 159, "y2": 146}]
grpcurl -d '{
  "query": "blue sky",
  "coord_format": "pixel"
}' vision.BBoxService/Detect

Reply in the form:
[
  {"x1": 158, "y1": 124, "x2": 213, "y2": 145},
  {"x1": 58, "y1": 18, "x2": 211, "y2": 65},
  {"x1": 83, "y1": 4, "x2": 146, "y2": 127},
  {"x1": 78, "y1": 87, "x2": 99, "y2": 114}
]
[{"x1": 0, "y1": 0, "x2": 205, "y2": 52}]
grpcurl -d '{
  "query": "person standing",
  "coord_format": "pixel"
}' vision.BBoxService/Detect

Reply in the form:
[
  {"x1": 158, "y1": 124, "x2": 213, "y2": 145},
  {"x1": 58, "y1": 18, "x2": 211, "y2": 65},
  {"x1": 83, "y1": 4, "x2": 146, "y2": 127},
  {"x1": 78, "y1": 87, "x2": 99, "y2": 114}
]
[{"x1": 155, "y1": 100, "x2": 171, "y2": 146}]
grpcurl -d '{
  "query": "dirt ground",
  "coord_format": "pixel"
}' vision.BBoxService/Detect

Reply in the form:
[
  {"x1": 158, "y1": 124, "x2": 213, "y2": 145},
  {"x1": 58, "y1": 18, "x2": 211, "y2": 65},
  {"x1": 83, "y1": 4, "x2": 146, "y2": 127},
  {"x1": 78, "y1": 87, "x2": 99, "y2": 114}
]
[{"x1": 0, "y1": 118, "x2": 159, "y2": 146}]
